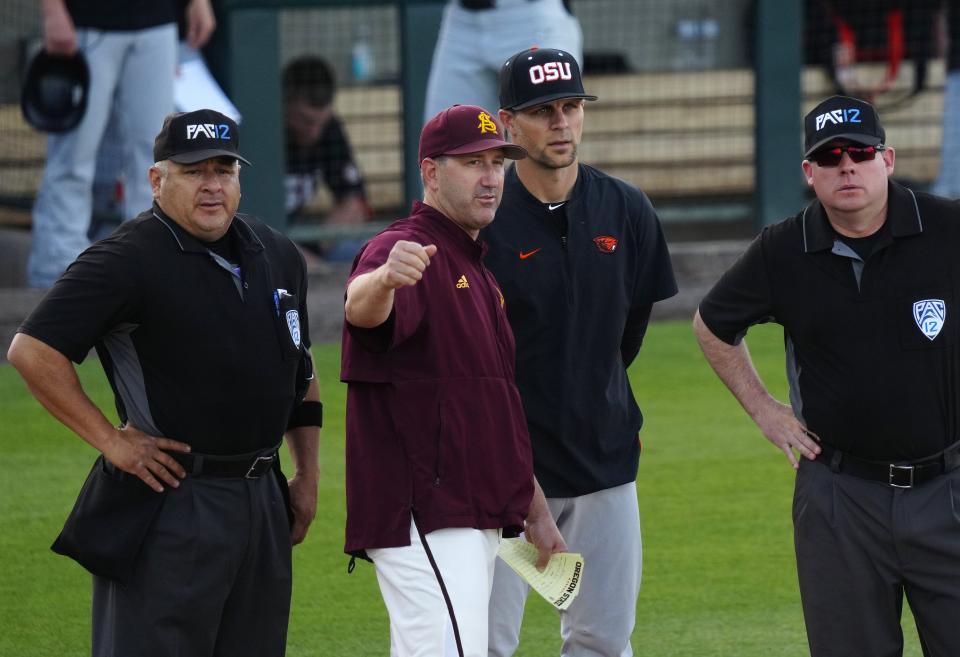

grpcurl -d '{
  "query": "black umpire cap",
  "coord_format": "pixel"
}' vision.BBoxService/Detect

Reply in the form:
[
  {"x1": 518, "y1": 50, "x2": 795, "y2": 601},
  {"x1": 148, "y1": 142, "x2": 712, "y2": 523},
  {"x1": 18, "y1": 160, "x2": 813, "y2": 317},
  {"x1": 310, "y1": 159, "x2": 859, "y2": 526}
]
[
  {"x1": 499, "y1": 47, "x2": 597, "y2": 111},
  {"x1": 21, "y1": 50, "x2": 90, "y2": 133},
  {"x1": 153, "y1": 109, "x2": 252, "y2": 165},
  {"x1": 803, "y1": 95, "x2": 885, "y2": 158}
]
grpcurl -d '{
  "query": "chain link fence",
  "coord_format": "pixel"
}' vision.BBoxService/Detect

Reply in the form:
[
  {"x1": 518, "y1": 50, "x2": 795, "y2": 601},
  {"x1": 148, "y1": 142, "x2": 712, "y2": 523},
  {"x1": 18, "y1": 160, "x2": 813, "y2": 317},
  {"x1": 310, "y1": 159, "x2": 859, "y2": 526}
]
[{"x1": 0, "y1": 1, "x2": 951, "y2": 234}]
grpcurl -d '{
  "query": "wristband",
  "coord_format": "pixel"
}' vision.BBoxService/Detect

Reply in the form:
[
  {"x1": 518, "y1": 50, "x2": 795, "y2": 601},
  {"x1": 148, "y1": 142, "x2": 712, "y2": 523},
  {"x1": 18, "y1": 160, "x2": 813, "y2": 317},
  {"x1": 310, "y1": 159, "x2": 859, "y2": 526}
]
[{"x1": 287, "y1": 400, "x2": 323, "y2": 429}]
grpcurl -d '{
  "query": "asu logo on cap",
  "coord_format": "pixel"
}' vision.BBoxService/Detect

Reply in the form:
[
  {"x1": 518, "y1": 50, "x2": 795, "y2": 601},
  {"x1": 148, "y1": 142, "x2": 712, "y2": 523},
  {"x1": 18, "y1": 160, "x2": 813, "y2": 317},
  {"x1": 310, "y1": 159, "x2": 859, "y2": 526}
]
[{"x1": 477, "y1": 111, "x2": 498, "y2": 134}]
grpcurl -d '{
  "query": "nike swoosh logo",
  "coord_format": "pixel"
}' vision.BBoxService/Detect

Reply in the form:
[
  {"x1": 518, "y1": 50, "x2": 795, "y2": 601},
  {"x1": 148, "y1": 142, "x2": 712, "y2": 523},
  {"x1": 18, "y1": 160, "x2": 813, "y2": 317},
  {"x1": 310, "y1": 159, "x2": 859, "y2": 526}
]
[
  {"x1": 547, "y1": 203, "x2": 566, "y2": 211},
  {"x1": 519, "y1": 248, "x2": 542, "y2": 260}
]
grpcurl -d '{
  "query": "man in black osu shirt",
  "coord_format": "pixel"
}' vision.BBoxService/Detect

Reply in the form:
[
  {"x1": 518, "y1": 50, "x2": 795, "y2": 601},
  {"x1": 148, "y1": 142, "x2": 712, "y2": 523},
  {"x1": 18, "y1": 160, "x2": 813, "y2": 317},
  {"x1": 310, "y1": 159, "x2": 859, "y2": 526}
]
[{"x1": 484, "y1": 47, "x2": 677, "y2": 657}]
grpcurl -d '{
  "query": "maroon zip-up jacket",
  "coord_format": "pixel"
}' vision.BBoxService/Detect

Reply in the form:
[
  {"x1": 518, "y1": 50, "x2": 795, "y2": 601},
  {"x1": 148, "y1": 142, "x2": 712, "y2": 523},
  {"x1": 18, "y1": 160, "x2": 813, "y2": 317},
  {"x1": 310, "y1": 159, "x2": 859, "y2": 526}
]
[{"x1": 341, "y1": 201, "x2": 534, "y2": 555}]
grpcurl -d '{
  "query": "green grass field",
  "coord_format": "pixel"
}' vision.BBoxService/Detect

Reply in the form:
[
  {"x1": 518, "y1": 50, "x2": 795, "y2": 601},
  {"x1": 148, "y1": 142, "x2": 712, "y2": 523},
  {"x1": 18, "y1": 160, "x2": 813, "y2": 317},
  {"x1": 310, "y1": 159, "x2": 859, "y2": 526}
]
[{"x1": 0, "y1": 321, "x2": 924, "y2": 656}]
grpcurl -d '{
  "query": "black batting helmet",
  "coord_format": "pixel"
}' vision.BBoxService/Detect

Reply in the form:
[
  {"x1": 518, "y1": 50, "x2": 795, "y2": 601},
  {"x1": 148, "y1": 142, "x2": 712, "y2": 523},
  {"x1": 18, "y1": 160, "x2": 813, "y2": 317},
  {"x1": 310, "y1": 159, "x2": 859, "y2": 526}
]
[{"x1": 21, "y1": 50, "x2": 90, "y2": 133}]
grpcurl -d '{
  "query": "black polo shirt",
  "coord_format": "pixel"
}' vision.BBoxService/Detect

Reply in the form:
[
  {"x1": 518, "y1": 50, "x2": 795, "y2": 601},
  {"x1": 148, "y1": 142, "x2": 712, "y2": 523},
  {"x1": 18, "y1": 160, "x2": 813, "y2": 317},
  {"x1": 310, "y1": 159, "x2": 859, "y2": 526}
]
[
  {"x1": 20, "y1": 205, "x2": 310, "y2": 455},
  {"x1": 482, "y1": 164, "x2": 677, "y2": 498},
  {"x1": 699, "y1": 181, "x2": 960, "y2": 461},
  {"x1": 67, "y1": 1, "x2": 177, "y2": 31}
]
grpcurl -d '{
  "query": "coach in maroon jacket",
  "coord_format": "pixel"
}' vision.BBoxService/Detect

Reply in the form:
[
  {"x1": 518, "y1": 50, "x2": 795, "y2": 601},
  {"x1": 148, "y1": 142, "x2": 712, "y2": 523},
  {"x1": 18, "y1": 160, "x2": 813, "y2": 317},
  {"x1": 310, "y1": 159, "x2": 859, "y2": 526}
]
[{"x1": 341, "y1": 104, "x2": 564, "y2": 657}]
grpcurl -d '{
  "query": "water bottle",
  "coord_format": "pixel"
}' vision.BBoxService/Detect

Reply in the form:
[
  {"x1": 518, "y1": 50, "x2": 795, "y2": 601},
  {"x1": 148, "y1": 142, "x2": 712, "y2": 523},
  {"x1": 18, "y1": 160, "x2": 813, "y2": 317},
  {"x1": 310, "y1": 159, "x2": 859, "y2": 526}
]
[
  {"x1": 673, "y1": 2, "x2": 720, "y2": 70},
  {"x1": 351, "y1": 25, "x2": 375, "y2": 83}
]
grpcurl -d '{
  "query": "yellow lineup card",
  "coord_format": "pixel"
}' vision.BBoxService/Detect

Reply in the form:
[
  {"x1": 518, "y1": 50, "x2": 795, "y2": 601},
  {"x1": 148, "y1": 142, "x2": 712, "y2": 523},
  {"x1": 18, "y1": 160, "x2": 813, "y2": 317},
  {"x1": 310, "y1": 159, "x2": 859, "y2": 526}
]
[{"x1": 497, "y1": 538, "x2": 584, "y2": 611}]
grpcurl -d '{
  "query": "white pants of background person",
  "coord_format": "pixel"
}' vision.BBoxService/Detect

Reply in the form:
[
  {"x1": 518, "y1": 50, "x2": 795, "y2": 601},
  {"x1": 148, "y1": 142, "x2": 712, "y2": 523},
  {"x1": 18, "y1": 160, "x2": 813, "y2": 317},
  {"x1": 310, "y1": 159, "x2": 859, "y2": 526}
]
[
  {"x1": 932, "y1": 69, "x2": 960, "y2": 199},
  {"x1": 368, "y1": 519, "x2": 501, "y2": 657},
  {"x1": 423, "y1": 0, "x2": 582, "y2": 121},
  {"x1": 28, "y1": 23, "x2": 176, "y2": 288},
  {"x1": 488, "y1": 482, "x2": 642, "y2": 657}
]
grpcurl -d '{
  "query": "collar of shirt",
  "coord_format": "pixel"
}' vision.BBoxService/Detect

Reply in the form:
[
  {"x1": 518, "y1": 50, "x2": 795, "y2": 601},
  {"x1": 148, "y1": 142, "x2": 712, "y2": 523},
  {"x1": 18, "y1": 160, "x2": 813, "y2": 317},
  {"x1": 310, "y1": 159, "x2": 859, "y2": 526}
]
[
  {"x1": 151, "y1": 203, "x2": 264, "y2": 256},
  {"x1": 801, "y1": 180, "x2": 923, "y2": 253},
  {"x1": 409, "y1": 199, "x2": 489, "y2": 260},
  {"x1": 503, "y1": 162, "x2": 586, "y2": 213}
]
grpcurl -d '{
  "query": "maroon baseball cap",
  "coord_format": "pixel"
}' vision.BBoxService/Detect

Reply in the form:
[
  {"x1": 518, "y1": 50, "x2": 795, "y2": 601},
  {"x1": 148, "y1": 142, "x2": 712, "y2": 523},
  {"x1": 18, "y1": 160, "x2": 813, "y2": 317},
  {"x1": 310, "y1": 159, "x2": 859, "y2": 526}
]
[{"x1": 419, "y1": 104, "x2": 526, "y2": 162}]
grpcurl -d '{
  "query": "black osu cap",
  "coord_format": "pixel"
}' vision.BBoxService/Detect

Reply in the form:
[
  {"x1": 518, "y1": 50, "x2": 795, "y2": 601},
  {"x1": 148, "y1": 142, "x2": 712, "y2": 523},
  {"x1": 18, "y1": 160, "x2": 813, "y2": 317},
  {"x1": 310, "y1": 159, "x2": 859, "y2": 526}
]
[
  {"x1": 804, "y1": 95, "x2": 885, "y2": 158},
  {"x1": 499, "y1": 47, "x2": 597, "y2": 111},
  {"x1": 153, "y1": 109, "x2": 251, "y2": 165}
]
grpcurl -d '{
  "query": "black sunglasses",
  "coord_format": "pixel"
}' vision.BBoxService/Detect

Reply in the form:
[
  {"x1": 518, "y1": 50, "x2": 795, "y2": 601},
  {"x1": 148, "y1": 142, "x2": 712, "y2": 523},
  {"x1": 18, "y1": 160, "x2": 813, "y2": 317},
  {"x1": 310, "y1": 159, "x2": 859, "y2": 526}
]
[{"x1": 809, "y1": 144, "x2": 885, "y2": 168}]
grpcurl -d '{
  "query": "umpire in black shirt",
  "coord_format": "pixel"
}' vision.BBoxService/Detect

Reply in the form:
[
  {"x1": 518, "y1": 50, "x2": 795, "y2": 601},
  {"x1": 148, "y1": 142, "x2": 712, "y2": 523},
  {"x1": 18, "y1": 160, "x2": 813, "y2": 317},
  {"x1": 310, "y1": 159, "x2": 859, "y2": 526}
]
[
  {"x1": 695, "y1": 95, "x2": 960, "y2": 656},
  {"x1": 8, "y1": 109, "x2": 321, "y2": 657}
]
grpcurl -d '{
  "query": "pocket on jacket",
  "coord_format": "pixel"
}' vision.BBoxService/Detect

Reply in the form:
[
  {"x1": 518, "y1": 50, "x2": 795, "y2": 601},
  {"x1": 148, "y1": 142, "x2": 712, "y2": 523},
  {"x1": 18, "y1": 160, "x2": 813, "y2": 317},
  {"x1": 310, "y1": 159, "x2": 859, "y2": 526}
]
[{"x1": 51, "y1": 456, "x2": 167, "y2": 585}]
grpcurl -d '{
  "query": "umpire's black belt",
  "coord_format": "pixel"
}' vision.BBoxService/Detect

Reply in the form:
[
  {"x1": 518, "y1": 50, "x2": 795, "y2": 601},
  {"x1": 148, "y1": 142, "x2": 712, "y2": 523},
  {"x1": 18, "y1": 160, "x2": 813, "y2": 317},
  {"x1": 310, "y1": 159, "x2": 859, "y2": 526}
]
[
  {"x1": 171, "y1": 446, "x2": 279, "y2": 479},
  {"x1": 816, "y1": 441, "x2": 960, "y2": 489}
]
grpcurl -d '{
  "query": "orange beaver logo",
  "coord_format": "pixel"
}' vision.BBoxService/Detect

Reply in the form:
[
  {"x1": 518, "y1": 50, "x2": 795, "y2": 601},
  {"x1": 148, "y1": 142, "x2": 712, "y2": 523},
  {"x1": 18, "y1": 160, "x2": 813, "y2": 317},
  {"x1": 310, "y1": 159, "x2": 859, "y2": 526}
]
[{"x1": 593, "y1": 236, "x2": 618, "y2": 253}]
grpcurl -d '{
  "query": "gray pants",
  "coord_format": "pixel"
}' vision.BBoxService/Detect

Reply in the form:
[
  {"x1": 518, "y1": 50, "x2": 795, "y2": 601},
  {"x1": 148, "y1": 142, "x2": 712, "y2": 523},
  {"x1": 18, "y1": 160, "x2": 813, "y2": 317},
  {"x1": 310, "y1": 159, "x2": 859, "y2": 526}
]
[
  {"x1": 423, "y1": 0, "x2": 582, "y2": 121},
  {"x1": 92, "y1": 473, "x2": 292, "y2": 657},
  {"x1": 488, "y1": 482, "x2": 642, "y2": 657},
  {"x1": 28, "y1": 23, "x2": 176, "y2": 288},
  {"x1": 794, "y1": 457, "x2": 960, "y2": 657}
]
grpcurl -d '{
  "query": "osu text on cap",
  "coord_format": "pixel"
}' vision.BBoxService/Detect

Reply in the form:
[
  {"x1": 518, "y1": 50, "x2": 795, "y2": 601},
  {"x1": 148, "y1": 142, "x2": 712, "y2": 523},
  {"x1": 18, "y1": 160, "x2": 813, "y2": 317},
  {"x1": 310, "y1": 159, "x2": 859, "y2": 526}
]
[{"x1": 529, "y1": 61, "x2": 573, "y2": 85}]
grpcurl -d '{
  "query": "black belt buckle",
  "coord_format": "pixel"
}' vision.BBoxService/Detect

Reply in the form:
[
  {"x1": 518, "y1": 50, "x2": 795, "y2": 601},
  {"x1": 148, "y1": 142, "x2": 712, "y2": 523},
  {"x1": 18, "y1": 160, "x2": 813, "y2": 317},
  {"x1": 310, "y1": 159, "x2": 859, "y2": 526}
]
[
  {"x1": 889, "y1": 464, "x2": 914, "y2": 489},
  {"x1": 245, "y1": 454, "x2": 275, "y2": 479}
]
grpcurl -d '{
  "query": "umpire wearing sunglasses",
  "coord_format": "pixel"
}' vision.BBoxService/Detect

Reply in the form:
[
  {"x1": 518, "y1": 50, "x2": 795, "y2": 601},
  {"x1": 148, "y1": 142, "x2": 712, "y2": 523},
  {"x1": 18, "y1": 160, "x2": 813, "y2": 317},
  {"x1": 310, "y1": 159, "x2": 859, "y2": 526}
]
[{"x1": 694, "y1": 94, "x2": 960, "y2": 656}]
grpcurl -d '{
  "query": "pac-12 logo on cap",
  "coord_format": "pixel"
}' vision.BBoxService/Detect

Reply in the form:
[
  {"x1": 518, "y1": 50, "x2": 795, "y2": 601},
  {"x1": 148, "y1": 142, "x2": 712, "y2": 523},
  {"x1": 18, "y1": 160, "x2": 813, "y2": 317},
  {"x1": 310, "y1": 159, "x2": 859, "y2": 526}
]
[
  {"x1": 186, "y1": 123, "x2": 232, "y2": 140},
  {"x1": 529, "y1": 61, "x2": 572, "y2": 85},
  {"x1": 913, "y1": 299, "x2": 945, "y2": 341},
  {"x1": 814, "y1": 109, "x2": 862, "y2": 131},
  {"x1": 477, "y1": 111, "x2": 498, "y2": 134}
]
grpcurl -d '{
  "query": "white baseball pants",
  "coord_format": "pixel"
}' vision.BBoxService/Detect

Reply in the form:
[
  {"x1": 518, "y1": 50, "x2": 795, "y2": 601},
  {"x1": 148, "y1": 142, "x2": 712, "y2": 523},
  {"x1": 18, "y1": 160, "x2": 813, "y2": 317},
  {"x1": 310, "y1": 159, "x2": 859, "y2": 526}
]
[{"x1": 368, "y1": 518, "x2": 501, "y2": 657}]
